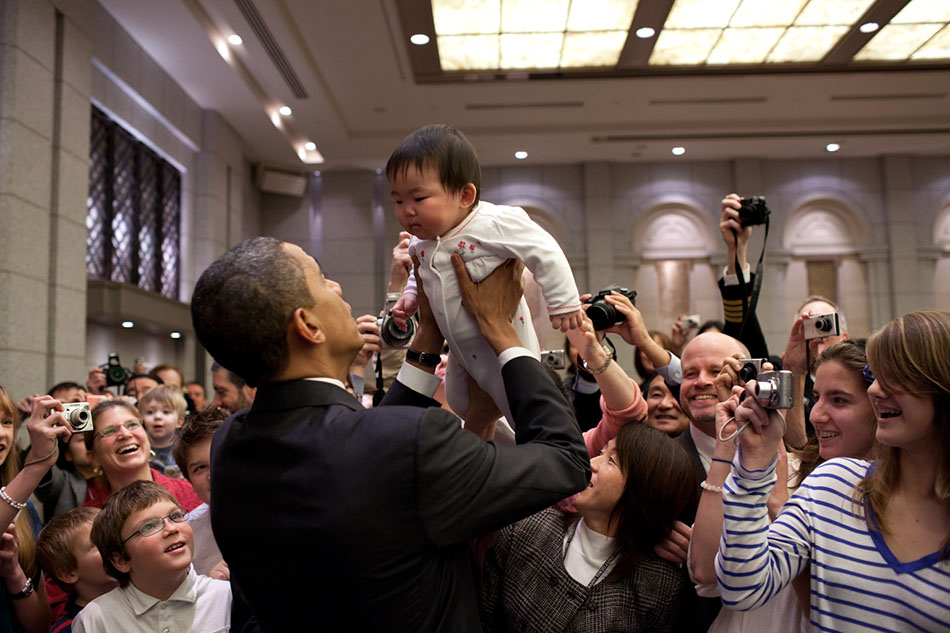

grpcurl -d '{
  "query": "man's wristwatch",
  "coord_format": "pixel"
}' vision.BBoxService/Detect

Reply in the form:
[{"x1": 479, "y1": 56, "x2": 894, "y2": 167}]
[
  {"x1": 10, "y1": 577, "x2": 34, "y2": 600},
  {"x1": 406, "y1": 348, "x2": 441, "y2": 367}
]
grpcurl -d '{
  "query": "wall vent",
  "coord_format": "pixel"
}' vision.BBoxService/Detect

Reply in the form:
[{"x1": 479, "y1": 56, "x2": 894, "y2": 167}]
[
  {"x1": 255, "y1": 165, "x2": 308, "y2": 197},
  {"x1": 234, "y1": 0, "x2": 309, "y2": 99}
]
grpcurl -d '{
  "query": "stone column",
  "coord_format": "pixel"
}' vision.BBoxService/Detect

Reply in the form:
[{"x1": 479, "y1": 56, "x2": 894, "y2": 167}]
[{"x1": 0, "y1": 0, "x2": 92, "y2": 399}]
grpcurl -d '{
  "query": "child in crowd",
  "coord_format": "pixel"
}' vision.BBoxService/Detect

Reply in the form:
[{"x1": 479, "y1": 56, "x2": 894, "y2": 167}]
[
  {"x1": 387, "y1": 124, "x2": 583, "y2": 423},
  {"x1": 172, "y1": 406, "x2": 227, "y2": 578},
  {"x1": 35, "y1": 508, "x2": 118, "y2": 633},
  {"x1": 72, "y1": 480, "x2": 231, "y2": 632},
  {"x1": 137, "y1": 386, "x2": 186, "y2": 477}
]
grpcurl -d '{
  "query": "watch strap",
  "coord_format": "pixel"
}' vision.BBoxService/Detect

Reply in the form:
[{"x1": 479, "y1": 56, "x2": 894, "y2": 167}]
[
  {"x1": 10, "y1": 577, "x2": 34, "y2": 600},
  {"x1": 406, "y1": 348, "x2": 441, "y2": 367}
]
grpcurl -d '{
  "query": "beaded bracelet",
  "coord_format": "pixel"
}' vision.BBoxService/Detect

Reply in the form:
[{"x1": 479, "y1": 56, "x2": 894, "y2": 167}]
[
  {"x1": 700, "y1": 480, "x2": 724, "y2": 494},
  {"x1": 0, "y1": 486, "x2": 27, "y2": 511},
  {"x1": 580, "y1": 344, "x2": 614, "y2": 375}
]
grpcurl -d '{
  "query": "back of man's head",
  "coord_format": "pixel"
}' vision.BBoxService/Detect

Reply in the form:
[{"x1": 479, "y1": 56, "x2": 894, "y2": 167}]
[{"x1": 192, "y1": 237, "x2": 313, "y2": 387}]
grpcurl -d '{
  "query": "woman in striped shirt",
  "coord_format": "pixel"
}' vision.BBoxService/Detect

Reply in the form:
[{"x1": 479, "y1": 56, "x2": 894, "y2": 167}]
[{"x1": 716, "y1": 310, "x2": 950, "y2": 632}]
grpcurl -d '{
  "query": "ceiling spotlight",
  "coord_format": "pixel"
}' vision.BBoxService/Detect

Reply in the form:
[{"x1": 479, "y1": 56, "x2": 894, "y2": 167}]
[
  {"x1": 227, "y1": 34, "x2": 243, "y2": 46},
  {"x1": 826, "y1": 143, "x2": 841, "y2": 152},
  {"x1": 121, "y1": 321, "x2": 134, "y2": 329},
  {"x1": 170, "y1": 331, "x2": 182, "y2": 340},
  {"x1": 671, "y1": 146, "x2": 686, "y2": 156},
  {"x1": 859, "y1": 22, "x2": 879, "y2": 34},
  {"x1": 635, "y1": 27, "x2": 656, "y2": 39},
  {"x1": 304, "y1": 141, "x2": 317, "y2": 151},
  {"x1": 514, "y1": 150, "x2": 528, "y2": 160},
  {"x1": 278, "y1": 106, "x2": 292, "y2": 116},
  {"x1": 410, "y1": 33, "x2": 430, "y2": 46}
]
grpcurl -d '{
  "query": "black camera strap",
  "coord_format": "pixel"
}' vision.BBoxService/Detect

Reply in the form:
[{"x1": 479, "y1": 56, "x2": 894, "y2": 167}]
[
  {"x1": 372, "y1": 353, "x2": 385, "y2": 407},
  {"x1": 733, "y1": 217, "x2": 769, "y2": 339}
]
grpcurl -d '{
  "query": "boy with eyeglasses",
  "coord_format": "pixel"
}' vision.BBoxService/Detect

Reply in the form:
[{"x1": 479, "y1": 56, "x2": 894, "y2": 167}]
[{"x1": 72, "y1": 480, "x2": 231, "y2": 632}]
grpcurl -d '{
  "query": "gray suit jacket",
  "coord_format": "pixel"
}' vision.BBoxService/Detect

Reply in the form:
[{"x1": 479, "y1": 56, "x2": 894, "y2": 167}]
[{"x1": 211, "y1": 356, "x2": 590, "y2": 633}]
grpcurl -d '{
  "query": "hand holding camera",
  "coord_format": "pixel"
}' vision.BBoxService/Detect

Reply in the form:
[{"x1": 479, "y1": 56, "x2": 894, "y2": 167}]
[
  {"x1": 24, "y1": 396, "x2": 73, "y2": 468},
  {"x1": 583, "y1": 285, "x2": 638, "y2": 331}
]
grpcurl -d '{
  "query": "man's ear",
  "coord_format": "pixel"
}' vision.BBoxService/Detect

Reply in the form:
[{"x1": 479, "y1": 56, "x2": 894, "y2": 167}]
[
  {"x1": 111, "y1": 552, "x2": 131, "y2": 574},
  {"x1": 291, "y1": 307, "x2": 326, "y2": 346},
  {"x1": 460, "y1": 183, "x2": 477, "y2": 208},
  {"x1": 56, "y1": 567, "x2": 80, "y2": 586}
]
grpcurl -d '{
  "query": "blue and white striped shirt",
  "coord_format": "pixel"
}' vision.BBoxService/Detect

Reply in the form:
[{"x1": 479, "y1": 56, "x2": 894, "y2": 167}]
[{"x1": 716, "y1": 457, "x2": 950, "y2": 632}]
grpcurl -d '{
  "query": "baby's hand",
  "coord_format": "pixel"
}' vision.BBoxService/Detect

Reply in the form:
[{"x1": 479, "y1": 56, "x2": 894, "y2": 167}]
[
  {"x1": 550, "y1": 309, "x2": 584, "y2": 333},
  {"x1": 391, "y1": 293, "x2": 418, "y2": 330}
]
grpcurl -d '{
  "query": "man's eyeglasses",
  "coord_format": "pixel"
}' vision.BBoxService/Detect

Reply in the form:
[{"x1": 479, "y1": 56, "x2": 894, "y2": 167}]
[
  {"x1": 95, "y1": 420, "x2": 143, "y2": 440},
  {"x1": 122, "y1": 509, "x2": 187, "y2": 543}
]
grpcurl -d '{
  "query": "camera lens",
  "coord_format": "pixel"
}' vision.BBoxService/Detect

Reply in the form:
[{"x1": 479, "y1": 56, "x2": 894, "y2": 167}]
[
  {"x1": 107, "y1": 366, "x2": 126, "y2": 383},
  {"x1": 67, "y1": 408, "x2": 89, "y2": 429},
  {"x1": 754, "y1": 379, "x2": 776, "y2": 408},
  {"x1": 381, "y1": 315, "x2": 414, "y2": 347},
  {"x1": 586, "y1": 302, "x2": 617, "y2": 331},
  {"x1": 815, "y1": 318, "x2": 831, "y2": 332},
  {"x1": 738, "y1": 363, "x2": 758, "y2": 383}
]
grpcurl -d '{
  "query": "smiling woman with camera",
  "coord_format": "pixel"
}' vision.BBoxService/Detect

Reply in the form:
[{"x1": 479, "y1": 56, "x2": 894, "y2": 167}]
[
  {"x1": 81, "y1": 401, "x2": 200, "y2": 512},
  {"x1": 1, "y1": 386, "x2": 75, "y2": 633},
  {"x1": 715, "y1": 311, "x2": 950, "y2": 632}
]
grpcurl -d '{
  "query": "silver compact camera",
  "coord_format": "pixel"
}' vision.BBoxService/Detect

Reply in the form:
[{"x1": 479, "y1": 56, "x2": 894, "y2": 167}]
[
  {"x1": 736, "y1": 358, "x2": 765, "y2": 383},
  {"x1": 61, "y1": 402, "x2": 93, "y2": 433},
  {"x1": 541, "y1": 349, "x2": 566, "y2": 370},
  {"x1": 683, "y1": 314, "x2": 701, "y2": 330},
  {"x1": 751, "y1": 370, "x2": 794, "y2": 409},
  {"x1": 803, "y1": 313, "x2": 840, "y2": 340}
]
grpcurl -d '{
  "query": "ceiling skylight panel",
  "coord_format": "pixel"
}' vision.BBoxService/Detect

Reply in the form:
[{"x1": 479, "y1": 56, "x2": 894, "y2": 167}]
[
  {"x1": 500, "y1": 32, "x2": 563, "y2": 68},
  {"x1": 730, "y1": 0, "x2": 806, "y2": 28},
  {"x1": 502, "y1": 0, "x2": 568, "y2": 33},
  {"x1": 911, "y1": 24, "x2": 950, "y2": 59},
  {"x1": 665, "y1": 0, "x2": 740, "y2": 29},
  {"x1": 650, "y1": 28, "x2": 722, "y2": 64},
  {"x1": 767, "y1": 25, "x2": 848, "y2": 61},
  {"x1": 438, "y1": 35, "x2": 499, "y2": 70},
  {"x1": 561, "y1": 31, "x2": 628, "y2": 66},
  {"x1": 567, "y1": 0, "x2": 639, "y2": 31},
  {"x1": 432, "y1": 0, "x2": 499, "y2": 35},
  {"x1": 793, "y1": 0, "x2": 874, "y2": 26},
  {"x1": 854, "y1": 23, "x2": 943, "y2": 60},
  {"x1": 890, "y1": 0, "x2": 950, "y2": 24},
  {"x1": 707, "y1": 27, "x2": 785, "y2": 63}
]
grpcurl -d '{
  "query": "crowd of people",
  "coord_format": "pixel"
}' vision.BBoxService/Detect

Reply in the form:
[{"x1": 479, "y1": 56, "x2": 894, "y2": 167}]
[{"x1": 0, "y1": 124, "x2": 946, "y2": 632}]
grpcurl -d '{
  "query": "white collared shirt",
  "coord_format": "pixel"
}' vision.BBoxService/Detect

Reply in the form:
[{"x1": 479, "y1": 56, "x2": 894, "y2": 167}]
[
  {"x1": 690, "y1": 423, "x2": 716, "y2": 475},
  {"x1": 72, "y1": 567, "x2": 231, "y2": 633}
]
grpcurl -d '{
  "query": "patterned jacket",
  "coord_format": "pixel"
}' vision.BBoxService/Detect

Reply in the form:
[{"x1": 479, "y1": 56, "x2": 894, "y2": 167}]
[{"x1": 481, "y1": 508, "x2": 690, "y2": 632}]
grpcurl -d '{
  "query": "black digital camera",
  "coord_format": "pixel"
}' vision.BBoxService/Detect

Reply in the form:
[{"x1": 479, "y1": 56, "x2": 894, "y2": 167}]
[
  {"x1": 584, "y1": 285, "x2": 637, "y2": 331},
  {"x1": 738, "y1": 196, "x2": 770, "y2": 227},
  {"x1": 100, "y1": 352, "x2": 130, "y2": 387}
]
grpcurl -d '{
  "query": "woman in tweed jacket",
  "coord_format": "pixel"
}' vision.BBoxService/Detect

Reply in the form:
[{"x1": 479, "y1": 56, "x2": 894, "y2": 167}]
[{"x1": 481, "y1": 422, "x2": 699, "y2": 632}]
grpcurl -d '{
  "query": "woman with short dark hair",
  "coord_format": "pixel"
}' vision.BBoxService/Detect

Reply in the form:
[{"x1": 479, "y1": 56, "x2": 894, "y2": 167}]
[{"x1": 480, "y1": 422, "x2": 699, "y2": 632}]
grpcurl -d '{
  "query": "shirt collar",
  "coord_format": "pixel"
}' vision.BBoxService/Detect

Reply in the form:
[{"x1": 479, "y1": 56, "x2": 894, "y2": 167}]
[
  {"x1": 124, "y1": 567, "x2": 198, "y2": 616},
  {"x1": 302, "y1": 377, "x2": 347, "y2": 390}
]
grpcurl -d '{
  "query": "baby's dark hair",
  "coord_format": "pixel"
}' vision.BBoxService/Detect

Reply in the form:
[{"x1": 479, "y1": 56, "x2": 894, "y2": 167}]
[{"x1": 385, "y1": 124, "x2": 481, "y2": 209}]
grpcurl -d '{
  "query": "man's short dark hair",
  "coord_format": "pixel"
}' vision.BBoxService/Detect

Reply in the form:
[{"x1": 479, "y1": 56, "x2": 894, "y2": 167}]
[
  {"x1": 48, "y1": 381, "x2": 83, "y2": 397},
  {"x1": 191, "y1": 237, "x2": 314, "y2": 387},
  {"x1": 385, "y1": 124, "x2": 481, "y2": 208}
]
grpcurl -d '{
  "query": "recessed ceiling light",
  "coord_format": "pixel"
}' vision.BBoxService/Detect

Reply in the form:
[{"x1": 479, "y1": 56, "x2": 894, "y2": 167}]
[
  {"x1": 304, "y1": 141, "x2": 317, "y2": 151},
  {"x1": 170, "y1": 331, "x2": 182, "y2": 339},
  {"x1": 672, "y1": 146, "x2": 686, "y2": 156},
  {"x1": 410, "y1": 33, "x2": 431, "y2": 45},
  {"x1": 278, "y1": 106, "x2": 292, "y2": 116},
  {"x1": 121, "y1": 321, "x2": 134, "y2": 329},
  {"x1": 859, "y1": 22, "x2": 879, "y2": 34},
  {"x1": 826, "y1": 143, "x2": 841, "y2": 152},
  {"x1": 227, "y1": 34, "x2": 243, "y2": 46},
  {"x1": 514, "y1": 150, "x2": 528, "y2": 159},
  {"x1": 636, "y1": 27, "x2": 656, "y2": 39}
]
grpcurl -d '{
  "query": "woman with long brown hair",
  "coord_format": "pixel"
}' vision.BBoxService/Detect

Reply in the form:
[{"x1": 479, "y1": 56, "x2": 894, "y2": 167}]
[
  {"x1": 715, "y1": 311, "x2": 950, "y2": 631},
  {"x1": 1, "y1": 386, "x2": 72, "y2": 633}
]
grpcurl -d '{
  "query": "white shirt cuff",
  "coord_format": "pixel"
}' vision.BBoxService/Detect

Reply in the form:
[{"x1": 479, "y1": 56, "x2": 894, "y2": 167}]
[
  {"x1": 396, "y1": 362, "x2": 442, "y2": 398},
  {"x1": 498, "y1": 347, "x2": 534, "y2": 367},
  {"x1": 722, "y1": 263, "x2": 751, "y2": 286}
]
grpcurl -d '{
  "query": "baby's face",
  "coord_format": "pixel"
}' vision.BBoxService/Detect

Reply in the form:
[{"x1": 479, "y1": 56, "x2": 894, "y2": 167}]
[{"x1": 389, "y1": 166, "x2": 472, "y2": 240}]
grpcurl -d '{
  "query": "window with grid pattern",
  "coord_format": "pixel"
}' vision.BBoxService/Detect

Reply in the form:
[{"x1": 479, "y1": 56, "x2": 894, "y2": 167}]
[{"x1": 86, "y1": 106, "x2": 181, "y2": 299}]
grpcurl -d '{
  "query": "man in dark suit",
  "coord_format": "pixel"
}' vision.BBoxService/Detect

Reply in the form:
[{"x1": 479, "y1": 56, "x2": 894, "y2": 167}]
[{"x1": 190, "y1": 237, "x2": 591, "y2": 633}]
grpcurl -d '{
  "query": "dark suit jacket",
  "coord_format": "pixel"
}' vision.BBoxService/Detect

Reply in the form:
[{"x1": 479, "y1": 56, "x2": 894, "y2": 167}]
[{"x1": 210, "y1": 356, "x2": 590, "y2": 633}]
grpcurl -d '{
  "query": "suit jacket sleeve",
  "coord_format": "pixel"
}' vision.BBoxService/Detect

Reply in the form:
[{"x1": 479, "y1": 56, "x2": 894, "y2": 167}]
[
  {"x1": 415, "y1": 356, "x2": 591, "y2": 547},
  {"x1": 719, "y1": 274, "x2": 769, "y2": 359}
]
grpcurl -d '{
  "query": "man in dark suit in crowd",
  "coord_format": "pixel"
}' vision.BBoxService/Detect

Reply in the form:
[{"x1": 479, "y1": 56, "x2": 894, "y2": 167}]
[{"x1": 190, "y1": 237, "x2": 590, "y2": 633}]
